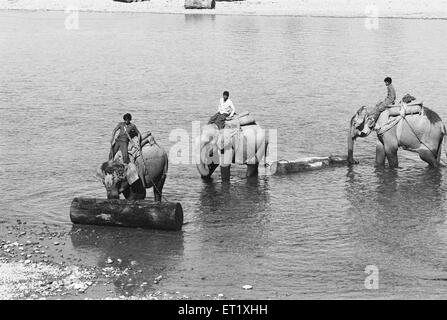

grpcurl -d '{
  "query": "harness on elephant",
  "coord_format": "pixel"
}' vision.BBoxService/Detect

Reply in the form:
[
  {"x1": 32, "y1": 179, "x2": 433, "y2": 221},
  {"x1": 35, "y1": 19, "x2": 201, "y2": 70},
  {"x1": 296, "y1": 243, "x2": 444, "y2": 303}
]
[
  {"x1": 375, "y1": 102, "x2": 423, "y2": 136},
  {"x1": 375, "y1": 104, "x2": 445, "y2": 164},
  {"x1": 216, "y1": 128, "x2": 241, "y2": 151},
  {"x1": 123, "y1": 126, "x2": 147, "y2": 188}
]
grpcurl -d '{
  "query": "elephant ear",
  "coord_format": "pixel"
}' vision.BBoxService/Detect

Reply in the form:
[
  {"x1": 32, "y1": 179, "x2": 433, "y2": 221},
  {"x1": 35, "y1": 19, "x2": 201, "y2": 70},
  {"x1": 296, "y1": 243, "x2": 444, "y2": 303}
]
[
  {"x1": 96, "y1": 165, "x2": 105, "y2": 183},
  {"x1": 125, "y1": 162, "x2": 140, "y2": 185},
  {"x1": 352, "y1": 106, "x2": 368, "y2": 129}
]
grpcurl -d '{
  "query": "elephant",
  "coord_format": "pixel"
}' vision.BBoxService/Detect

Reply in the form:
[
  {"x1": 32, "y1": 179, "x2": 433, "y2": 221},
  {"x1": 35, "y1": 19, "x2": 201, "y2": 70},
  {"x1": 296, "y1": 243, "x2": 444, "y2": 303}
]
[
  {"x1": 98, "y1": 141, "x2": 168, "y2": 201},
  {"x1": 195, "y1": 123, "x2": 268, "y2": 181},
  {"x1": 348, "y1": 105, "x2": 446, "y2": 167}
]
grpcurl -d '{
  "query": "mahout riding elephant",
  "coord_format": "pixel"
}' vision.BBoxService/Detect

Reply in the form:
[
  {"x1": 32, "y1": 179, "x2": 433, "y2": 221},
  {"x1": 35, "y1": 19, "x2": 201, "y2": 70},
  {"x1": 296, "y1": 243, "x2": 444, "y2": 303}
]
[
  {"x1": 348, "y1": 105, "x2": 446, "y2": 167},
  {"x1": 195, "y1": 123, "x2": 268, "y2": 181},
  {"x1": 98, "y1": 139, "x2": 168, "y2": 201}
]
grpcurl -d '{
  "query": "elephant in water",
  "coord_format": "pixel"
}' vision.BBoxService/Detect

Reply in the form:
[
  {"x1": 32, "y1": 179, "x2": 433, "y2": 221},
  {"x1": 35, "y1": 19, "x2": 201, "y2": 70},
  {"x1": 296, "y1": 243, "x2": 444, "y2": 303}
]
[
  {"x1": 348, "y1": 105, "x2": 446, "y2": 167},
  {"x1": 98, "y1": 140, "x2": 168, "y2": 201},
  {"x1": 195, "y1": 123, "x2": 268, "y2": 181}
]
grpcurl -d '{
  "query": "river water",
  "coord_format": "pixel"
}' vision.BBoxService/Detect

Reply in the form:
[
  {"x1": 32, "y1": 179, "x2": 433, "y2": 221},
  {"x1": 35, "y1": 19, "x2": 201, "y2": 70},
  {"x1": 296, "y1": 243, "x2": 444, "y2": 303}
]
[{"x1": 1, "y1": 11, "x2": 447, "y2": 299}]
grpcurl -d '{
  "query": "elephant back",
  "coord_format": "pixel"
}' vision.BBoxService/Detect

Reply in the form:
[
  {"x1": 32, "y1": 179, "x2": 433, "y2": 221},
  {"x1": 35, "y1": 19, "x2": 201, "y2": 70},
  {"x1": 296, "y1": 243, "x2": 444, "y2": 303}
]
[{"x1": 135, "y1": 143, "x2": 168, "y2": 184}]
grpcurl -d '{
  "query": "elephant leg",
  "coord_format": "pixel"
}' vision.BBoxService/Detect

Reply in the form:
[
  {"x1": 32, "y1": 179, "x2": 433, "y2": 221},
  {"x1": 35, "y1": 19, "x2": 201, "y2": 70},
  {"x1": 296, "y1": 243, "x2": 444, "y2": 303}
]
[
  {"x1": 383, "y1": 133, "x2": 399, "y2": 168},
  {"x1": 220, "y1": 165, "x2": 231, "y2": 182},
  {"x1": 246, "y1": 164, "x2": 258, "y2": 177},
  {"x1": 375, "y1": 140, "x2": 386, "y2": 167},
  {"x1": 418, "y1": 148, "x2": 439, "y2": 167},
  {"x1": 131, "y1": 180, "x2": 146, "y2": 200},
  {"x1": 385, "y1": 145, "x2": 399, "y2": 168},
  {"x1": 123, "y1": 182, "x2": 146, "y2": 200},
  {"x1": 204, "y1": 163, "x2": 219, "y2": 180},
  {"x1": 153, "y1": 174, "x2": 166, "y2": 202}
]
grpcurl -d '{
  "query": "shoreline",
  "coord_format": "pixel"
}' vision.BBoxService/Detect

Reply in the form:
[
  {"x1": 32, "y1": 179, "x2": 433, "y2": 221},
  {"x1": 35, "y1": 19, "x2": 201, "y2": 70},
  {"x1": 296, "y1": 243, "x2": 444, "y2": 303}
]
[
  {"x1": 3, "y1": 8, "x2": 447, "y2": 20},
  {"x1": 1, "y1": 0, "x2": 447, "y2": 20},
  {"x1": 0, "y1": 221, "x2": 224, "y2": 300}
]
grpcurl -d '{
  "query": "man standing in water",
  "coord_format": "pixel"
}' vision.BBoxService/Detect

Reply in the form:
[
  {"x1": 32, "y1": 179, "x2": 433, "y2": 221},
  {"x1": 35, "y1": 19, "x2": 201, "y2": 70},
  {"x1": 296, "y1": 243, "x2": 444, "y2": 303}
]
[
  {"x1": 208, "y1": 91, "x2": 236, "y2": 129},
  {"x1": 109, "y1": 113, "x2": 142, "y2": 164}
]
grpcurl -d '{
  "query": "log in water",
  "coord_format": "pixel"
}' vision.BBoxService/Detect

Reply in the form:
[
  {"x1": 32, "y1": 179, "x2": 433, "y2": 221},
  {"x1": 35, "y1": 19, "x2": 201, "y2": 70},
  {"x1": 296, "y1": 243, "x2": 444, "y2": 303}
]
[
  {"x1": 70, "y1": 197, "x2": 183, "y2": 231},
  {"x1": 264, "y1": 155, "x2": 349, "y2": 175}
]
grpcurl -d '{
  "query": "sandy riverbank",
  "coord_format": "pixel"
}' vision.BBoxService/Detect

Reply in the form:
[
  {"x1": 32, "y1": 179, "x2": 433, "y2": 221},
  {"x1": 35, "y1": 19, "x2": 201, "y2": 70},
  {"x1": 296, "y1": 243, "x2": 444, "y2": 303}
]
[{"x1": 1, "y1": 0, "x2": 447, "y2": 18}]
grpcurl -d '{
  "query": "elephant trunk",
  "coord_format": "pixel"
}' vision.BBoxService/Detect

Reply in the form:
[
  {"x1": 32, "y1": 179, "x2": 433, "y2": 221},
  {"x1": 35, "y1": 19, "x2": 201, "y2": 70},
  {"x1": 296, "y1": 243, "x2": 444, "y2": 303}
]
[
  {"x1": 107, "y1": 189, "x2": 120, "y2": 199},
  {"x1": 195, "y1": 135, "x2": 211, "y2": 177},
  {"x1": 347, "y1": 124, "x2": 356, "y2": 165}
]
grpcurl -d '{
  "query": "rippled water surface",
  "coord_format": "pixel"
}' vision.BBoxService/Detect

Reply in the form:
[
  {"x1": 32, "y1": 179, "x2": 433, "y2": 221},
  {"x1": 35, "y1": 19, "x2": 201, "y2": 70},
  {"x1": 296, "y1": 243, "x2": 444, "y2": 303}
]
[{"x1": 1, "y1": 11, "x2": 447, "y2": 299}]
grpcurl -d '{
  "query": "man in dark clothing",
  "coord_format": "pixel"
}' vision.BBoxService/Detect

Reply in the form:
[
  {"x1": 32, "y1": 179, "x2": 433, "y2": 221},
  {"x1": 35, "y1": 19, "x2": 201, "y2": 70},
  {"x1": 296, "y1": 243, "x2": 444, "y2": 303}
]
[{"x1": 109, "y1": 113, "x2": 141, "y2": 164}]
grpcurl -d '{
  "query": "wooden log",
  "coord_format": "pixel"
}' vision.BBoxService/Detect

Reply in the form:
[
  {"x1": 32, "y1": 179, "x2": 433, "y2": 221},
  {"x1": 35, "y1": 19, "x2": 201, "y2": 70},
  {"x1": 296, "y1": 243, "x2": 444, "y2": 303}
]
[
  {"x1": 185, "y1": 0, "x2": 216, "y2": 9},
  {"x1": 70, "y1": 197, "x2": 183, "y2": 231},
  {"x1": 263, "y1": 155, "x2": 349, "y2": 175}
]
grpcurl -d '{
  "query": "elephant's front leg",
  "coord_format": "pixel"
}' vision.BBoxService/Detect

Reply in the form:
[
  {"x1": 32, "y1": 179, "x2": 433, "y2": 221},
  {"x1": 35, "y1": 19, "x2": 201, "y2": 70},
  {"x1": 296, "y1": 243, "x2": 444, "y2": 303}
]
[
  {"x1": 375, "y1": 140, "x2": 386, "y2": 167},
  {"x1": 246, "y1": 164, "x2": 258, "y2": 177},
  {"x1": 384, "y1": 135, "x2": 399, "y2": 167},
  {"x1": 220, "y1": 165, "x2": 231, "y2": 182},
  {"x1": 219, "y1": 147, "x2": 233, "y2": 182}
]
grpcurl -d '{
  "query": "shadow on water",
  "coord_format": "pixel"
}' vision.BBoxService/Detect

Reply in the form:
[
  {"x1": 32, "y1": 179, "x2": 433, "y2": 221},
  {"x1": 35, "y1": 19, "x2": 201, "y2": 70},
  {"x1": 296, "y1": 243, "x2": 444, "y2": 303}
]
[{"x1": 70, "y1": 225, "x2": 184, "y2": 296}]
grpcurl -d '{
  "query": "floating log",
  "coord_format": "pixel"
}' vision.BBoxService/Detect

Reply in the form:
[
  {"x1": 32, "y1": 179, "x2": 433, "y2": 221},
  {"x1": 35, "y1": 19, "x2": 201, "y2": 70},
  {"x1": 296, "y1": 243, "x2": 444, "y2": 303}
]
[
  {"x1": 263, "y1": 155, "x2": 349, "y2": 175},
  {"x1": 185, "y1": 0, "x2": 216, "y2": 9},
  {"x1": 70, "y1": 197, "x2": 183, "y2": 231}
]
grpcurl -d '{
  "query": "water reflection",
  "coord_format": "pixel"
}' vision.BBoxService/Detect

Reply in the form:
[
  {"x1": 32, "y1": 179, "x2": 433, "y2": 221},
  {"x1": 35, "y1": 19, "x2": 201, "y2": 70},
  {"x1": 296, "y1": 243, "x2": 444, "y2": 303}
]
[
  {"x1": 197, "y1": 177, "x2": 271, "y2": 221},
  {"x1": 184, "y1": 14, "x2": 216, "y2": 24},
  {"x1": 192, "y1": 176, "x2": 272, "y2": 254},
  {"x1": 345, "y1": 165, "x2": 447, "y2": 284},
  {"x1": 70, "y1": 225, "x2": 184, "y2": 296}
]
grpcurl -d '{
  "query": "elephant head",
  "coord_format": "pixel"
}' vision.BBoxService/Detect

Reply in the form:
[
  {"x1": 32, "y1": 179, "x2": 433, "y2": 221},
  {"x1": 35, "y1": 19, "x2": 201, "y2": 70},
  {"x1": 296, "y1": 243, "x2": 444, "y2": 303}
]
[
  {"x1": 347, "y1": 106, "x2": 374, "y2": 164},
  {"x1": 96, "y1": 160, "x2": 145, "y2": 199},
  {"x1": 195, "y1": 124, "x2": 229, "y2": 177}
]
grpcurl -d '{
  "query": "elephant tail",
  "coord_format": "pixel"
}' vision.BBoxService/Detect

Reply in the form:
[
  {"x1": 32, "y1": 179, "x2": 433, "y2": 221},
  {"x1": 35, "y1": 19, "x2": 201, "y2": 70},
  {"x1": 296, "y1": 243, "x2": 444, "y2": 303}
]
[
  {"x1": 443, "y1": 124, "x2": 447, "y2": 162},
  {"x1": 162, "y1": 152, "x2": 169, "y2": 178}
]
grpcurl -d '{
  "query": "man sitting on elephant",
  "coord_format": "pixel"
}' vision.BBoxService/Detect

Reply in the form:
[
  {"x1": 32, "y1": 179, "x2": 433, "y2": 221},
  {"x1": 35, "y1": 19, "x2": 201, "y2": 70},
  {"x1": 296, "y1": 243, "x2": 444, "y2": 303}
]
[
  {"x1": 372, "y1": 77, "x2": 397, "y2": 121},
  {"x1": 109, "y1": 113, "x2": 142, "y2": 164},
  {"x1": 208, "y1": 91, "x2": 236, "y2": 129}
]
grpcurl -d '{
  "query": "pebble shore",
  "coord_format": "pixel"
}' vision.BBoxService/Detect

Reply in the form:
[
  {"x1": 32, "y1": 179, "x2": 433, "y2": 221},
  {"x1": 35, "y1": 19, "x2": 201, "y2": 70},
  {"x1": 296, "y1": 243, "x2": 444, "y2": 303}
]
[{"x1": 0, "y1": 221, "x2": 229, "y2": 300}]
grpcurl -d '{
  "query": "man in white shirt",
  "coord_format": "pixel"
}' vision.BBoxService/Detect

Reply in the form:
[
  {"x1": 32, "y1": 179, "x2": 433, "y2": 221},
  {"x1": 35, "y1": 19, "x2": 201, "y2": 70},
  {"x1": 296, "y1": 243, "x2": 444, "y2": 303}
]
[{"x1": 208, "y1": 91, "x2": 235, "y2": 129}]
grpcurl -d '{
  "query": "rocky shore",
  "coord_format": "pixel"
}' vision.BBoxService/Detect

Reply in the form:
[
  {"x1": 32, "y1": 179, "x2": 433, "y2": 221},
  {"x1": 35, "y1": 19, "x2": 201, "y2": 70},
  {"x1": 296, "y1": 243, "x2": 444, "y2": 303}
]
[
  {"x1": 0, "y1": 221, "x2": 227, "y2": 300},
  {"x1": 1, "y1": 0, "x2": 446, "y2": 19}
]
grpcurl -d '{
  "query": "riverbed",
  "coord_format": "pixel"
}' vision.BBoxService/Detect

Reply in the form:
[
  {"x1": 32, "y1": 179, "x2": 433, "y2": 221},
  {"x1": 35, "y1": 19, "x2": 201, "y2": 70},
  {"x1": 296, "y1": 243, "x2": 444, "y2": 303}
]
[{"x1": 1, "y1": 11, "x2": 447, "y2": 299}]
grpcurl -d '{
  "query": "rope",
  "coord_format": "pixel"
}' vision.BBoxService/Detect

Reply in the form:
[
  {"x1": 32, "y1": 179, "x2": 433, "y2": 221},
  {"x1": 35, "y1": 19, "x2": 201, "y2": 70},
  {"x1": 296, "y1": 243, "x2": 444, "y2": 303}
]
[
  {"x1": 376, "y1": 105, "x2": 446, "y2": 166},
  {"x1": 403, "y1": 117, "x2": 447, "y2": 166},
  {"x1": 126, "y1": 127, "x2": 170, "y2": 202},
  {"x1": 137, "y1": 143, "x2": 170, "y2": 203}
]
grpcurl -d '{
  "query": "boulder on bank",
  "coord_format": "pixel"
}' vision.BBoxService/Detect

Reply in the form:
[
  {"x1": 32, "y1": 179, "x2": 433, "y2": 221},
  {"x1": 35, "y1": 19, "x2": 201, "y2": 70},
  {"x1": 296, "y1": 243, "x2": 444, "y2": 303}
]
[{"x1": 185, "y1": 0, "x2": 216, "y2": 9}]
